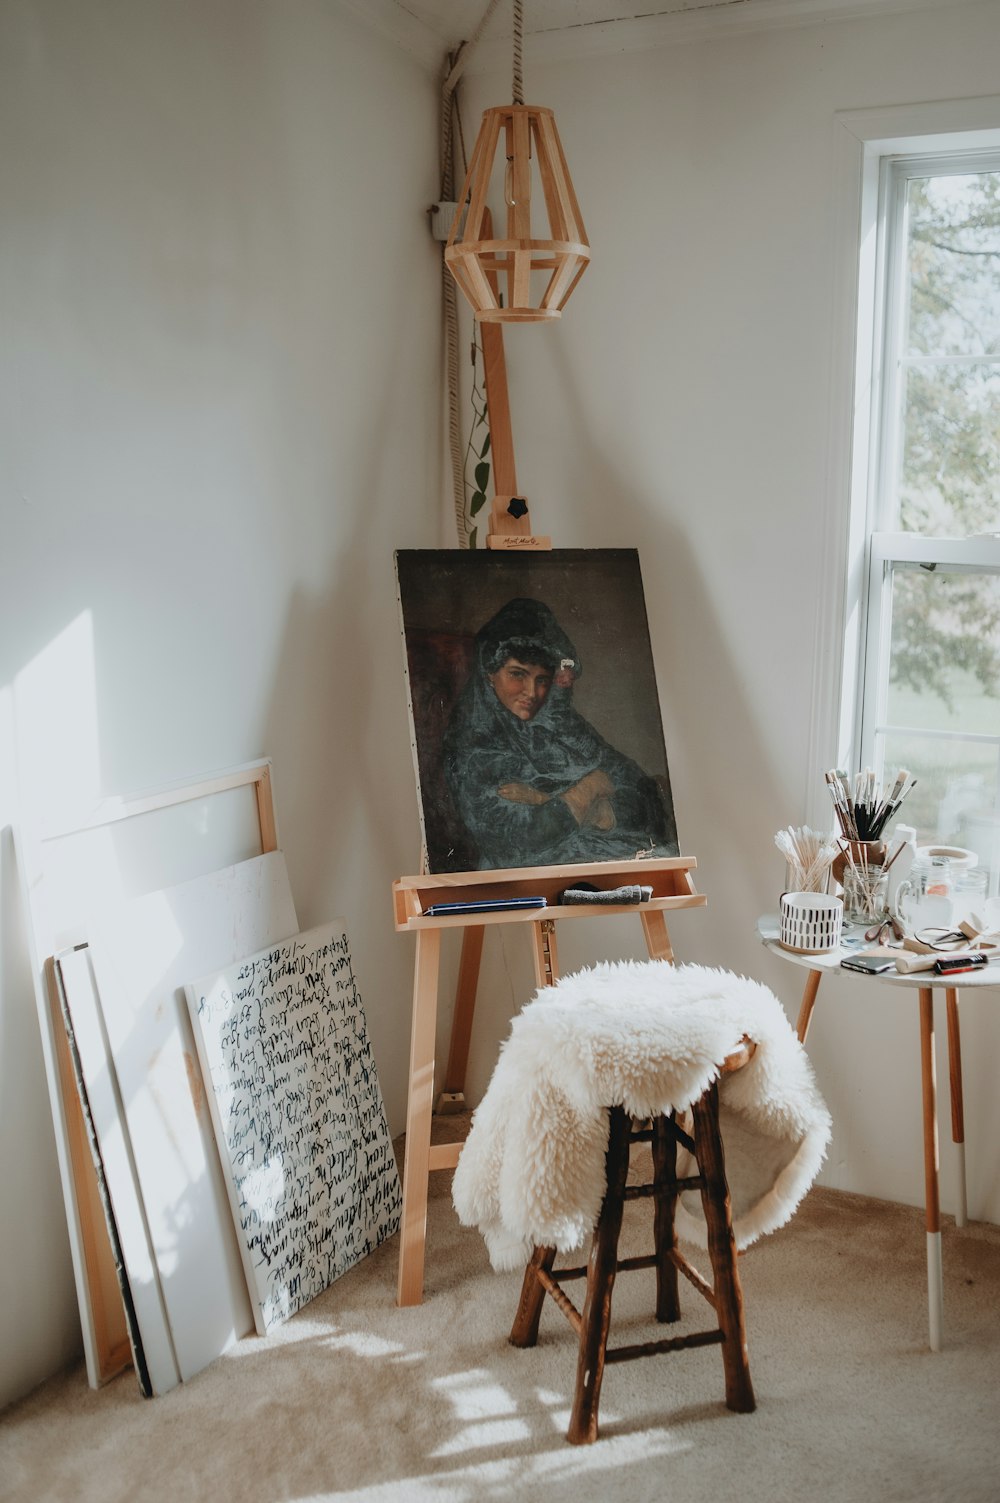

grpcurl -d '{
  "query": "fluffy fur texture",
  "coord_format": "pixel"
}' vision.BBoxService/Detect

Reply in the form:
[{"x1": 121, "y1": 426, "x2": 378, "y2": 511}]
[{"x1": 452, "y1": 960, "x2": 832, "y2": 1271}]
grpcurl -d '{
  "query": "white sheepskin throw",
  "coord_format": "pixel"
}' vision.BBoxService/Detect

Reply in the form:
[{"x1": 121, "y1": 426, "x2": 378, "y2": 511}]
[{"x1": 452, "y1": 960, "x2": 831, "y2": 1272}]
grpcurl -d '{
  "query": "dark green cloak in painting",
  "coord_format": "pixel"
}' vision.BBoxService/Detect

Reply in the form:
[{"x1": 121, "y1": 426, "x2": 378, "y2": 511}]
[{"x1": 442, "y1": 598, "x2": 677, "y2": 870}]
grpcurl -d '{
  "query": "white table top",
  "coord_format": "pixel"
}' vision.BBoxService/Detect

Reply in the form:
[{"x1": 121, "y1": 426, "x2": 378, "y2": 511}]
[{"x1": 757, "y1": 915, "x2": 1000, "y2": 992}]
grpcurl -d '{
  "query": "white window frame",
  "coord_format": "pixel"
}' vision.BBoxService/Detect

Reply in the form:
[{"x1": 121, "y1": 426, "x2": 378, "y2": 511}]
[
  {"x1": 808, "y1": 98, "x2": 1000, "y2": 861},
  {"x1": 860, "y1": 148, "x2": 1000, "y2": 869}
]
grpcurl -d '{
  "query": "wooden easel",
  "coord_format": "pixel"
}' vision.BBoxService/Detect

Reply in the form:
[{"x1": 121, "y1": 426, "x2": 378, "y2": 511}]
[{"x1": 393, "y1": 306, "x2": 706, "y2": 1306}]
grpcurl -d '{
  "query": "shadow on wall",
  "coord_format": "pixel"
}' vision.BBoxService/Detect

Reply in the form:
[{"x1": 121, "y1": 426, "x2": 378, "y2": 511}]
[{"x1": 258, "y1": 517, "x2": 428, "y2": 1135}]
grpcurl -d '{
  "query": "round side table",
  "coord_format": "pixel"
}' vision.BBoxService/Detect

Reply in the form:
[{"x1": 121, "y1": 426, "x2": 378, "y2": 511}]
[{"x1": 757, "y1": 914, "x2": 998, "y2": 1351}]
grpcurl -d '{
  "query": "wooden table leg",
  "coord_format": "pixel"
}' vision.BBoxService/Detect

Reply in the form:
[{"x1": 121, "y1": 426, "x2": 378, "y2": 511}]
[
  {"x1": 397, "y1": 928, "x2": 442, "y2": 1307},
  {"x1": 796, "y1": 969, "x2": 822, "y2": 1044},
  {"x1": 439, "y1": 924, "x2": 485, "y2": 1110},
  {"x1": 945, "y1": 987, "x2": 967, "y2": 1229},
  {"x1": 918, "y1": 987, "x2": 943, "y2": 1352}
]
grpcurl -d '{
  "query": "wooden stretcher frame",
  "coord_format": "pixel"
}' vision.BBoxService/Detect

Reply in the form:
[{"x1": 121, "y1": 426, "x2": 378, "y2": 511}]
[{"x1": 15, "y1": 758, "x2": 279, "y2": 1389}]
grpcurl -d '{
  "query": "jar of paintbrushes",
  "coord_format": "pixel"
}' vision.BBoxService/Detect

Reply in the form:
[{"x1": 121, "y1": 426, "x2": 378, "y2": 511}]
[{"x1": 824, "y1": 767, "x2": 918, "y2": 927}]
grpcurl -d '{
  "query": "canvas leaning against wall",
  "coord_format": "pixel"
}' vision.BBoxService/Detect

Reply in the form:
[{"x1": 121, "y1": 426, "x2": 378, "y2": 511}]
[{"x1": 395, "y1": 549, "x2": 679, "y2": 875}]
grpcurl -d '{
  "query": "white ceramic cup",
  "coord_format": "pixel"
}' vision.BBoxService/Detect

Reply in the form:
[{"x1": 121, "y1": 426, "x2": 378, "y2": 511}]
[{"x1": 779, "y1": 891, "x2": 844, "y2": 954}]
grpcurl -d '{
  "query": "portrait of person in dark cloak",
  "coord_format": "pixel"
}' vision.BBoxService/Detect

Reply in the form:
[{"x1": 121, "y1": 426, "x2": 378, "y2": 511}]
[{"x1": 442, "y1": 597, "x2": 676, "y2": 870}]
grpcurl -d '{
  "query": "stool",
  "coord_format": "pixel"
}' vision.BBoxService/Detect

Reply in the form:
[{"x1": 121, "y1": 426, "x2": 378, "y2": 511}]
[{"x1": 508, "y1": 1044, "x2": 757, "y2": 1445}]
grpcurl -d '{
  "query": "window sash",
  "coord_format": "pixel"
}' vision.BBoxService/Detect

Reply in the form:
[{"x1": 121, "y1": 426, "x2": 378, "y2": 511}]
[
  {"x1": 873, "y1": 148, "x2": 1000, "y2": 538},
  {"x1": 857, "y1": 146, "x2": 1000, "y2": 796}
]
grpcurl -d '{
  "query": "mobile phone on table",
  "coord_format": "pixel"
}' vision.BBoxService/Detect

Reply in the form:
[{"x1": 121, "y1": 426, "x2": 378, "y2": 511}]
[{"x1": 840, "y1": 956, "x2": 895, "y2": 975}]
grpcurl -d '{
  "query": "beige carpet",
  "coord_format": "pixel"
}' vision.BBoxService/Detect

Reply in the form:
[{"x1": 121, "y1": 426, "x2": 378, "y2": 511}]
[{"x1": 2, "y1": 1157, "x2": 999, "y2": 1503}]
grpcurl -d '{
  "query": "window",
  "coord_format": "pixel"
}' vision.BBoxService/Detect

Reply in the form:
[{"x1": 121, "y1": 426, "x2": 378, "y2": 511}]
[{"x1": 857, "y1": 150, "x2": 1000, "y2": 893}]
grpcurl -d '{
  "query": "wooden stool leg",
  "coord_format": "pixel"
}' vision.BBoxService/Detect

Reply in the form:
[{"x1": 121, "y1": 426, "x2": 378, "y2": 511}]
[
  {"x1": 509, "y1": 1245, "x2": 557, "y2": 1348},
  {"x1": 653, "y1": 1114, "x2": 681, "y2": 1323},
  {"x1": 567, "y1": 1105, "x2": 632, "y2": 1446},
  {"x1": 691, "y1": 1084, "x2": 756, "y2": 1414}
]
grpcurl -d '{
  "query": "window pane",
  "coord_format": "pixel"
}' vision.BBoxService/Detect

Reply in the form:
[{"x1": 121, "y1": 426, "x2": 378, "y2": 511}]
[
  {"x1": 899, "y1": 362, "x2": 1000, "y2": 534},
  {"x1": 881, "y1": 567, "x2": 1000, "y2": 885},
  {"x1": 886, "y1": 568, "x2": 1000, "y2": 734},
  {"x1": 877, "y1": 727, "x2": 999, "y2": 888},
  {"x1": 905, "y1": 171, "x2": 1000, "y2": 359}
]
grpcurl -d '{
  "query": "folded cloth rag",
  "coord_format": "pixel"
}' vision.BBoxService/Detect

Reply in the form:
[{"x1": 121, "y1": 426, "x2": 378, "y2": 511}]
[
  {"x1": 452, "y1": 960, "x2": 831, "y2": 1271},
  {"x1": 560, "y1": 884, "x2": 653, "y2": 905}
]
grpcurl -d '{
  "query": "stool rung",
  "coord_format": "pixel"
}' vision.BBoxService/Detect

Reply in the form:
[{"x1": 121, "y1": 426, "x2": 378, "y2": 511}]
[
  {"x1": 669, "y1": 1249, "x2": 717, "y2": 1309},
  {"x1": 624, "y1": 1175, "x2": 704, "y2": 1201},
  {"x1": 604, "y1": 1328, "x2": 726, "y2": 1365},
  {"x1": 537, "y1": 1268, "x2": 582, "y2": 1334},
  {"x1": 618, "y1": 1253, "x2": 658, "y2": 1273},
  {"x1": 553, "y1": 1251, "x2": 660, "y2": 1285},
  {"x1": 629, "y1": 1119, "x2": 697, "y2": 1154}
]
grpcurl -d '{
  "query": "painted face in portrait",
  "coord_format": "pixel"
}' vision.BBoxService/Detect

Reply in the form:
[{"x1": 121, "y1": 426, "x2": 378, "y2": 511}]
[{"x1": 488, "y1": 657, "x2": 554, "y2": 722}]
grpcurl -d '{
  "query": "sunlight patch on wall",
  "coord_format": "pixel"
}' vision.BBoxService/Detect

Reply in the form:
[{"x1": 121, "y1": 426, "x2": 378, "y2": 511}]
[{"x1": 12, "y1": 611, "x2": 125, "y2": 950}]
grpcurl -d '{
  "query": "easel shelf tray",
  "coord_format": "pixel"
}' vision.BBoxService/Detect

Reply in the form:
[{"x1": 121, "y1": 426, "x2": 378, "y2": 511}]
[{"x1": 392, "y1": 856, "x2": 705, "y2": 931}]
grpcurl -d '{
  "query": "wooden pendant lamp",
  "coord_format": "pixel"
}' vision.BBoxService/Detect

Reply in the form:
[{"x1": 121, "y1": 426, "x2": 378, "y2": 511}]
[{"x1": 445, "y1": 2, "x2": 589, "y2": 323}]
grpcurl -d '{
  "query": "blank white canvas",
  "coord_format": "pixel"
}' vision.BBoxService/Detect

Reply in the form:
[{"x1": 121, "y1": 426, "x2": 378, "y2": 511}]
[
  {"x1": 87, "y1": 852, "x2": 297, "y2": 1382},
  {"x1": 186, "y1": 921, "x2": 402, "y2": 1333},
  {"x1": 55, "y1": 947, "x2": 180, "y2": 1397}
]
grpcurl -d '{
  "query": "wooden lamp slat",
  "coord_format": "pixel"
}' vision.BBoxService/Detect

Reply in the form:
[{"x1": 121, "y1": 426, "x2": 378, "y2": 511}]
[
  {"x1": 533, "y1": 112, "x2": 574, "y2": 241},
  {"x1": 543, "y1": 108, "x2": 588, "y2": 243},
  {"x1": 463, "y1": 111, "x2": 502, "y2": 244}
]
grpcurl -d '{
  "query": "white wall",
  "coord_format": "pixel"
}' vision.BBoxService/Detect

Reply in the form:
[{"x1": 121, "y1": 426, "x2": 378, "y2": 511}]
[
  {"x1": 0, "y1": 0, "x2": 440, "y2": 1407},
  {"x1": 455, "y1": 2, "x2": 1000, "y2": 1217}
]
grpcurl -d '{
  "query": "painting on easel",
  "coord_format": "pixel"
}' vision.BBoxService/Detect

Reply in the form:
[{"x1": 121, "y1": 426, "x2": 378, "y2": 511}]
[{"x1": 395, "y1": 549, "x2": 679, "y2": 875}]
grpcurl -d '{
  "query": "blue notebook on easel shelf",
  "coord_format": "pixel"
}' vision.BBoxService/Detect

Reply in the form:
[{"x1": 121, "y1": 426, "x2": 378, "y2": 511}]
[{"x1": 424, "y1": 896, "x2": 547, "y2": 916}]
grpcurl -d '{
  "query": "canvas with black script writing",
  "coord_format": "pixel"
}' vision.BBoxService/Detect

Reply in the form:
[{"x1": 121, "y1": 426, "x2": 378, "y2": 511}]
[{"x1": 185, "y1": 921, "x2": 401, "y2": 1333}]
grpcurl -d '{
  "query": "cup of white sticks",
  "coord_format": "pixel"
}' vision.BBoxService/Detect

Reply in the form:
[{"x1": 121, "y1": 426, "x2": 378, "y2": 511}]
[{"x1": 774, "y1": 826, "x2": 839, "y2": 893}]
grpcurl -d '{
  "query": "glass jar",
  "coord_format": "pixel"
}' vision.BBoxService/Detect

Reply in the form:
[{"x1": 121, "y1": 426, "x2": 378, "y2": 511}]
[
  {"x1": 953, "y1": 867, "x2": 988, "y2": 923},
  {"x1": 894, "y1": 855, "x2": 987, "y2": 932},
  {"x1": 842, "y1": 867, "x2": 889, "y2": 928}
]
